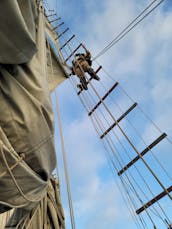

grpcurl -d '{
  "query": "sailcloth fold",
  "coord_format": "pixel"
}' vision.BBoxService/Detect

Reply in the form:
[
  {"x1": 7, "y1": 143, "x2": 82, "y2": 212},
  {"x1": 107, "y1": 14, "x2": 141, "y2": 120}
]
[
  {"x1": 0, "y1": 0, "x2": 37, "y2": 64},
  {"x1": 0, "y1": 0, "x2": 66, "y2": 228}
]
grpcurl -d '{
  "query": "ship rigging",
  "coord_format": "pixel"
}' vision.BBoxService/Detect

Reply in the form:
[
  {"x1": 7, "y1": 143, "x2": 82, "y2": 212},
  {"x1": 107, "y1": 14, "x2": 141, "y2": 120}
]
[{"x1": 0, "y1": 0, "x2": 172, "y2": 228}]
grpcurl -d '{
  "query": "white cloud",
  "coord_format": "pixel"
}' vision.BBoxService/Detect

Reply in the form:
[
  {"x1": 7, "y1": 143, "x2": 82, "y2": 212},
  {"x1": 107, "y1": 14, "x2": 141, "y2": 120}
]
[
  {"x1": 63, "y1": 114, "x2": 105, "y2": 181},
  {"x1": 152, "y1": 78, "x2": 172, "y2": 102}
]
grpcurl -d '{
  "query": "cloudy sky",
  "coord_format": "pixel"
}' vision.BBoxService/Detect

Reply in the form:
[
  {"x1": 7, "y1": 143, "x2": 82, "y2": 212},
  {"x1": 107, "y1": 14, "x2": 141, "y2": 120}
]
[{"x1": 47, "y1": 0, "x2": 172, "y2": 228}]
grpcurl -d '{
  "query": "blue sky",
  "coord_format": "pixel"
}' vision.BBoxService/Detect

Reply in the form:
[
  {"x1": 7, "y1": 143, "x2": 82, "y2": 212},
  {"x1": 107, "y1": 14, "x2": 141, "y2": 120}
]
[{"x1": 46, "y1": 0, "x2": 172, "y2": 228}]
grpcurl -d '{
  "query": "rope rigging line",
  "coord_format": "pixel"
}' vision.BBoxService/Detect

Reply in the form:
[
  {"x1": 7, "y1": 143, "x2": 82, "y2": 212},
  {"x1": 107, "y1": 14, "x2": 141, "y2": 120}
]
[
  {"x1": 0, "y1": 144, "x2": 42, "y2": 203},
  {"x1": 102, "y1": 150, "x2": 144, "y2": 229},
  {"x1": 93, "y1": 0, "x2": 166, "y2": 60},
  {"x1": 55, "y1": 89, "x2": 76, "y2": 229}
]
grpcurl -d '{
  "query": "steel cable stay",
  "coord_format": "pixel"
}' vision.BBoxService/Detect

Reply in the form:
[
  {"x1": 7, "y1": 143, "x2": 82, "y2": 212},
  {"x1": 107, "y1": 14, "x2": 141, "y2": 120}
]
[
  {"x1": 91, "y1": 67, "x2": 172, "y2": 219},
  {"x1": 91, "y1": 66, "x2": 172, "y2": 221},
  {"x1": 92, "y1": 73, "x2": 171, "y2": 226},
  {"x1": 92, "y1": 0, "x2": 158, "y2": 59},
  {"x1": 93, "y1": 0, "x2": 166, "y2": 60}
]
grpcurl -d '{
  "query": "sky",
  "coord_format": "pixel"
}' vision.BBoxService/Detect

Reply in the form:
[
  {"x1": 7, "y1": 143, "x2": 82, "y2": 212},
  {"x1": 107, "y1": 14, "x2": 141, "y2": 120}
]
[{"x1": 46, "y1": 0, "x2": 172, "y2": 228}]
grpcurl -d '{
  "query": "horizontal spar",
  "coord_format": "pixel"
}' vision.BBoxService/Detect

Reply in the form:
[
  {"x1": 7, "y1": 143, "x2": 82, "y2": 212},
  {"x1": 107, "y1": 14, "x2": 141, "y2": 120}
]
[
  {"x1": 118, "y1": 133, "x2": 167, "y2": 176},
  {"x1": 55, "y1": 28, "x2": 69, "y2": 40},
  {"x1": 60, "y1": 35, "x2": 75, "y2": 50},
  {"x1": 64, "y1": 44, "x2": 83, "y2": 62},
  {"x1": 87, "y1": 82, "x2": 119, "y2": 114},
  {"x1": 136, "y1": 185, "x2": 172, "y2": 214},
  {"x1": 100, "y1": 103, "x2": 137, "y2": 139},
  {"x1": 52, "y1": 22, "x2": 64, "y2": 31},
  {"x1": 49, "y1": 17, "x2": 61, "y2": 23}
]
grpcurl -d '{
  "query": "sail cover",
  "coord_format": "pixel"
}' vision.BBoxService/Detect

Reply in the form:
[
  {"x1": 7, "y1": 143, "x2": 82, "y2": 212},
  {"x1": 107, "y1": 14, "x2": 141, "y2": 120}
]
[{"x1": 0, "y1": 0, "x2": 65, "y2": 228}]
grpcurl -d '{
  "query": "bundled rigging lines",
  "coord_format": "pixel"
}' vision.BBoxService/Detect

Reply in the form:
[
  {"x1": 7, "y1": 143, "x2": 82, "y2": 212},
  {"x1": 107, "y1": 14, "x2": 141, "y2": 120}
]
[
  {"x1": 44, "y1": 0, "x2": 172, "y2": 228},
  {"x1": 93, "y1": 0, "x2": 166, "y2": 60}
]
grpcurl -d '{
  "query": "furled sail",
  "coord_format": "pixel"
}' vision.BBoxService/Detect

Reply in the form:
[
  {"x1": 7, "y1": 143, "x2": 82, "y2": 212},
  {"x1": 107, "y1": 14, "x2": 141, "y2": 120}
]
[{"x1": 0, "y1": 0, "x2": 66, "y2": 228}]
